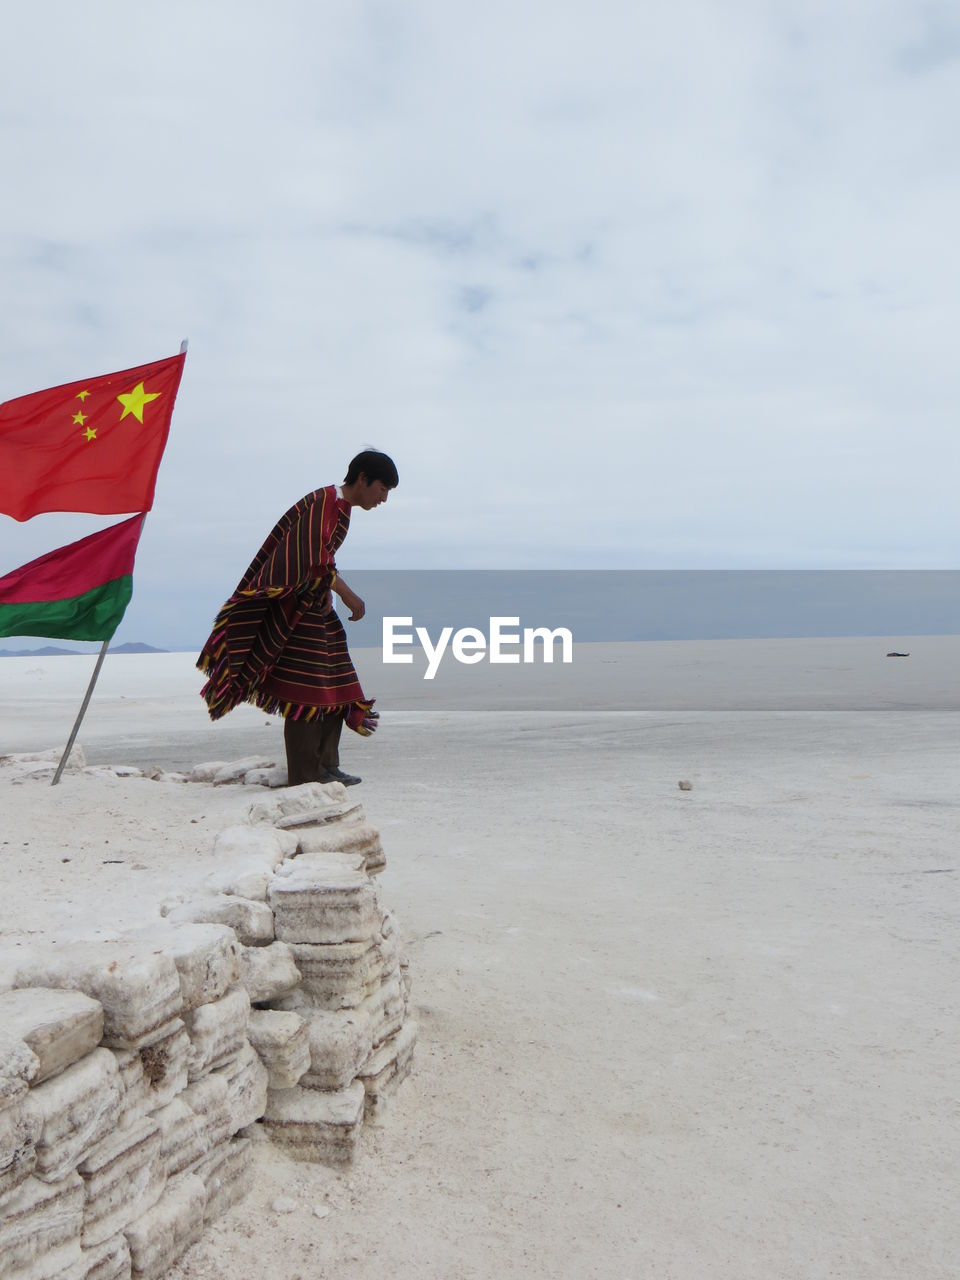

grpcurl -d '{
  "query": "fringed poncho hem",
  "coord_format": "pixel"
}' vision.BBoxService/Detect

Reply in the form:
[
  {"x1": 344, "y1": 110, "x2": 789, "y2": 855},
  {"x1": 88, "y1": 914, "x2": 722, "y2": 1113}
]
[{"x1": 197, "y1": 644, "x2": 375, "y2": 734}]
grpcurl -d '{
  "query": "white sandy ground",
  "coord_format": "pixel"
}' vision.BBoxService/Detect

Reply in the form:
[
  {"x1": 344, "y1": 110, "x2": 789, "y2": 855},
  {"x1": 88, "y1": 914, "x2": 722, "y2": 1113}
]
[{"x1": 1, "y1": 638, "x2": 959, "y2": 1279}]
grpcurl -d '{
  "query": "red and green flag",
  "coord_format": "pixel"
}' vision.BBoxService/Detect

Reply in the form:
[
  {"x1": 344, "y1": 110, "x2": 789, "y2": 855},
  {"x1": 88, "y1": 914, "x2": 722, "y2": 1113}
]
[
  {"x1": 0, "y1": 515, "x2": 144, "y2": 642},
  {"x1": 0, "y1": 352, "x2": 185, "y2": 521}
]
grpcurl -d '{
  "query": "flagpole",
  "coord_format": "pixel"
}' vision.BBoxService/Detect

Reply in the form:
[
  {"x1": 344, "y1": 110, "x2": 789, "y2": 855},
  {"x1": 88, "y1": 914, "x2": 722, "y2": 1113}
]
[{"x1": 51, "y1": 639, "x2": 110, "y2": 785}]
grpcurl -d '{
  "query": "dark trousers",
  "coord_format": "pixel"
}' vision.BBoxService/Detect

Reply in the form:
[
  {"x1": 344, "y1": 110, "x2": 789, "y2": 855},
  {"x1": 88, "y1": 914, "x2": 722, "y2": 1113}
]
[{"x1": 284, "y1": 713, "x2": 344, "y2": 785}]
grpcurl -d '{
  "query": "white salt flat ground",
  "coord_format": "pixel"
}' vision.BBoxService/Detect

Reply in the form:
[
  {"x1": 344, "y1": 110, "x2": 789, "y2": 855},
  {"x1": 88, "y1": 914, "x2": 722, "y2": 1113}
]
[{"x1": 1, "y1": 638, "x2": 958, "y2": 1279}]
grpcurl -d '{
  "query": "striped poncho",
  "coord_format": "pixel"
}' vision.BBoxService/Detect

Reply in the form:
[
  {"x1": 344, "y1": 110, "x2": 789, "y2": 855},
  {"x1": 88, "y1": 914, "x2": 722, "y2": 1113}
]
[{"x1": 197, "y1": 487, "x2": 374, "y2": 732}]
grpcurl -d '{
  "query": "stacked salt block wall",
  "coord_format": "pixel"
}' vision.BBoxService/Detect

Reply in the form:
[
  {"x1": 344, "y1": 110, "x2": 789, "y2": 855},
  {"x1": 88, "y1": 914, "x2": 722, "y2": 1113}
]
[{"x1": 0, "y1": 778, "x2": 416, "y2": 1280}]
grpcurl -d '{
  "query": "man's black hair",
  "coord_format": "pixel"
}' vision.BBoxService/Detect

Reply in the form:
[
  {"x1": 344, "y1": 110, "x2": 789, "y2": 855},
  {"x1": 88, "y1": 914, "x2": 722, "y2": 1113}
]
[{"x1": 344, "y1": 450, "x2": 399, "y2": 488}]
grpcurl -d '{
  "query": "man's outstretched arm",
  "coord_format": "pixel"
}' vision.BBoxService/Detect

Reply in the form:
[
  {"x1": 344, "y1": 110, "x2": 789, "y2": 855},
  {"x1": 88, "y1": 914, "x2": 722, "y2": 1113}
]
[{"x1": 331, "y1": 576, "x2": 365, "y2": 621}]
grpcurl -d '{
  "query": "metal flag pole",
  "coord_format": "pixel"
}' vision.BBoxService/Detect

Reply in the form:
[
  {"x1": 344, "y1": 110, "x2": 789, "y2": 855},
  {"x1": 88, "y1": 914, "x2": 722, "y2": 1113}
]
[{"x1": 51, "y1": 640, "x2": 110, "y2": 785}]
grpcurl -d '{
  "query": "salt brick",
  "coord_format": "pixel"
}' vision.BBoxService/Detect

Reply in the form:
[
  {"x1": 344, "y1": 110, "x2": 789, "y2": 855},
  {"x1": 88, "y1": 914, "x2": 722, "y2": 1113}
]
[
  {"x1": 0, "y1": 1031, "x2": 40, "y2": 1107},
  {"x1": 261, "y1": 1081, "x2": 365, "y2": 1166},
  {"x1": 79, "y1": 1234, "x2": 131, "y2": 1280},
  {"x1": 246, "y1": 1010, "x2": 310, "y2": 1089},
  {"x1": 300, "y1": 1008, "x2": 373, "y2": 1092},
  {"x1": 212, "y1": 757, "x2": 275, "y2": 785},
  {"x1": 213, "y1": 1043, "x2": 268, "y2": 1132},
  {"x1": 182, "y1": 988, "x2": 250, "y2": 1080},
  {"x1": 268, "y1": 870, "x2": 379, "y2": 945},
  {"x1": 109, "y1": 1051, "x2": 149, "y2": 1132},
  {"x1": 0, "y1": 1074, "x2": 28, "y2": 1115},
  {"x1": 186, "y1": 762, "x2": 228, "y2": 783},
  {"x1": 273, "y1": 798, "x2": 368, "y2": 829},
  {"x1": 0, "y1": 989, "x2": 104, "y2": 1085},
  {"x1": 360, "y1": 972, "x2": 405, "y2": 1048},
  {"x1": 237, "y1": 941, "x2": 300, "y2": 1005},
  {"x1": 152, "y1": 1100, "x2": 199, "y2": 1179},
  {"x1": 0, "y1": 1029, "x2": 40, "y2": 1080},
  {"x1": 180, "y1": 1075, "x2": 232, "y2": 1160},
  {"x1": 273, "y1": 807, "x2": 364, "y2": 834},
  {"x1": 123, "y1": 1172, "x2": 205, "y2": 1280},
  {"x1": 241, "y1": 765, "x2": 288, "y2": 787},
  {"x1": 0, "y1": 1092, "x2": 41, "y2": 1197},
  {"x1": 273, "y1": 849, "x2": 366, "y2": 877},
  {"x1": 193, "y1": 1137, "x2": 253, "y2": 1224},
  {"x1": 0, "y1": 1171, "x2": 84, "y2": 1280},
  {"x1": 162, "y1": 896, "x2": 274, "y2": 947},
  {"x1": 297, "y1": 821, "x2": 385, "y2": 873},
  {"x1": 132, "y1": 925, "x2": 240, "y2": 1012},
  {"x1": 358, "y1": 1020, "x2": 418, "y2": 1120},
  {"x1": 204, "y1": 826, "x2": 287, "y2": 901},
  {"x1": 285, "y1": 937, "x2": 386, "y2": 1009},
  {"x1": 77, "y1": 1118, "x2": 164, "y2": 1248},
  {"x1": 11, "y1": 944, "x2": 182, "y2": 1051},
  {"x1": 247, "y1": 782, "x2": 348, "y2": 825},
  {"x1": 31, "y1": 1050, "x2": 123, "y2": 1183}
]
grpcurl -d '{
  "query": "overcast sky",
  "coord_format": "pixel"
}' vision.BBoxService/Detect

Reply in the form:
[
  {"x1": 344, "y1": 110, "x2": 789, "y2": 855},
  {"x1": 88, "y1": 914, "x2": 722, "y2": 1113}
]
[{"x1": 2, "y1": 1, "x2": 959, "y2": 648}]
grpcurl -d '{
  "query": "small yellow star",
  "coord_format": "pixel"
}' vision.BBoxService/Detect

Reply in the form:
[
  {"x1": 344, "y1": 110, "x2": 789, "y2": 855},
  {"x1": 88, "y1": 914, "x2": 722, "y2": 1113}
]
[
  {"x1": 84, "y1": 426, "x2": 97, "y2": 442},
  {"x1": 73, "y1": 410, "x2": 87, "y2": 425},
  {"x1": 76, "y1": 389, "x2": 90, "y2": 402},
  {"x1": 117, "y1": 381, "x2": 161, "y2": 423}
]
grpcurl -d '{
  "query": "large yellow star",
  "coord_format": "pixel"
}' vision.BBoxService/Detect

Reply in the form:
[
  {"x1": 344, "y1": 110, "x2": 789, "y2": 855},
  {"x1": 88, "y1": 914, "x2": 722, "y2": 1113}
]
[
  {"x1": 73, "y1": 410, "x2": 87, "y2": 425},
  {"x1": 76, "y1": 389, "x2": 90, "y2": 401},
  {"x1": 84, "y1": 426, "x2": 97, "y2": 442},
  {"x1": 117, "y1": 381, "x2": 161, "y2": 423}
]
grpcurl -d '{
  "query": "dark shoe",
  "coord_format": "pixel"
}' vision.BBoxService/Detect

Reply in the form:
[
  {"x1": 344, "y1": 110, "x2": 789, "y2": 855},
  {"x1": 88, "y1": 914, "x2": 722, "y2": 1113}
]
[{"x1": 324, "y1": 767, "x2": 361, "y2": 786}]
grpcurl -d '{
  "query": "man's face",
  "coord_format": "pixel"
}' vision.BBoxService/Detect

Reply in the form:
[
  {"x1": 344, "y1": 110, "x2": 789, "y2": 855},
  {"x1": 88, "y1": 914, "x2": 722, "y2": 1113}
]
[{"x1": 355, "y1": 475, "x2": 390, "y2": 510}]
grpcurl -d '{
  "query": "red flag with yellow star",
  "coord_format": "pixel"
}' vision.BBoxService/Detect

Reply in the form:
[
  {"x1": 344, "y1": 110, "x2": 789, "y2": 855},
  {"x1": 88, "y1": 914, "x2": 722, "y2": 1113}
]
[{"x1": 0, "y1": 352, "x2": 185, "y2": 521}]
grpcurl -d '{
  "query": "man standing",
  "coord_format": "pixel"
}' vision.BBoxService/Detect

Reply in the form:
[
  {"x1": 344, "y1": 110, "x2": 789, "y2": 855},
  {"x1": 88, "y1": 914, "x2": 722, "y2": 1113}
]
[{"x1": 197, "y1": 450, "x2": 398, "y2": 786}]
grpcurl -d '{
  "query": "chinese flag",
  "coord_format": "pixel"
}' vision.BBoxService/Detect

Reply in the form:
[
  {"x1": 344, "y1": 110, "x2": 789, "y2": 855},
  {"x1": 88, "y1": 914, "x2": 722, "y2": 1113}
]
[{"x1": 0, "y1": 352, "x2": 185, "y2": 521}]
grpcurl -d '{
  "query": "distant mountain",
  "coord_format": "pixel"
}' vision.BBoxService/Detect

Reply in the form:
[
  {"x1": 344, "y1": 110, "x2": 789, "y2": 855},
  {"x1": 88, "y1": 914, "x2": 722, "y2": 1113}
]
[
  {"x1": 109, "y1": 642, "x2": 168, "y2": 654},
  {"x1": 0, "y1": 645, "x2": 81, "y2": 657},
  {"x1": 0, "y1": 642, "x2": 168, "y2": 657}
]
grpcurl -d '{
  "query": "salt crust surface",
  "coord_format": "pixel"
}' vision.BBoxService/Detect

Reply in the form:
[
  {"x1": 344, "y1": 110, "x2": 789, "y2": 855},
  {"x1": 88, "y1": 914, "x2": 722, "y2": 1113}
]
[{"x1": 3, "y1": 642, "x2": 959, "y2": 1279}]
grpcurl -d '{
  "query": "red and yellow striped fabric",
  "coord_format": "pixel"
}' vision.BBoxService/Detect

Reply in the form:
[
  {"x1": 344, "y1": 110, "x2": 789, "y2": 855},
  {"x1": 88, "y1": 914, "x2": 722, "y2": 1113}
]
[{"x1": 197, "y1": 487, "x2": 374, "y2": 732}]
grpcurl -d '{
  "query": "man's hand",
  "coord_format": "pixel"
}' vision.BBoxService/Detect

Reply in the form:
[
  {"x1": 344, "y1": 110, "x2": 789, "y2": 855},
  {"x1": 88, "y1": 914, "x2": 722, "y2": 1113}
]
[
  {"x1": 333, "y1": 578, "x2": 365, "y2": 621},
  {"x1": 343, "y1": 590, "x2": 365, "y2": 622}
]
